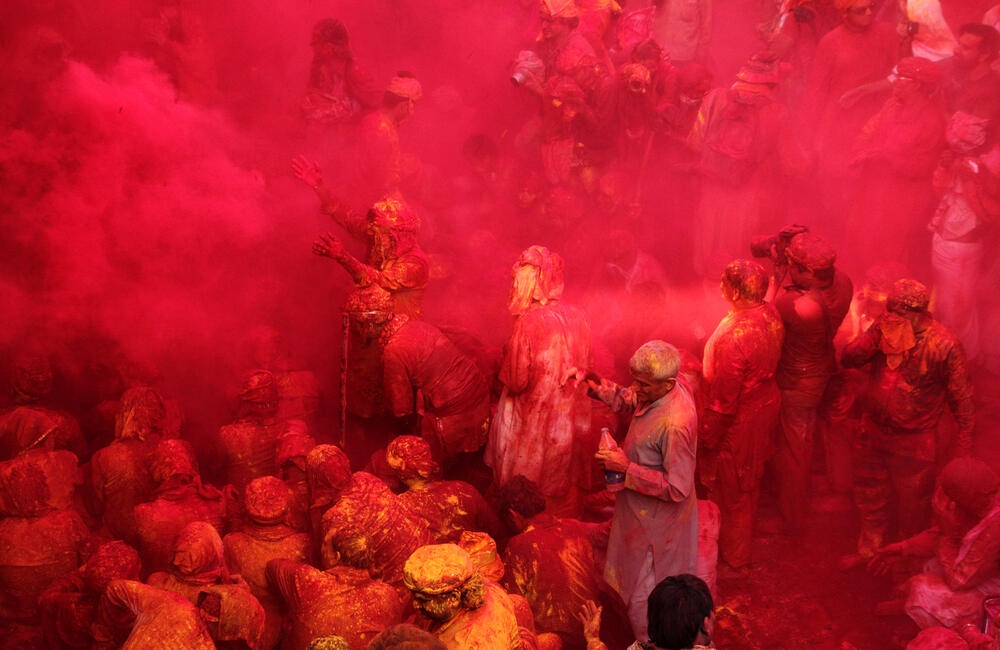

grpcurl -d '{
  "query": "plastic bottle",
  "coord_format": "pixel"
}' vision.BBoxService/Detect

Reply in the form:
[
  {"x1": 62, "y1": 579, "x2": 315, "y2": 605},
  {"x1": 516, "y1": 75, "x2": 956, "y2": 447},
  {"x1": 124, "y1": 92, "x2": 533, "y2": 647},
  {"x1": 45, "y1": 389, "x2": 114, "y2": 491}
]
[{"x1": 599, "y1": 427, "x2": 626, "y2": 492}]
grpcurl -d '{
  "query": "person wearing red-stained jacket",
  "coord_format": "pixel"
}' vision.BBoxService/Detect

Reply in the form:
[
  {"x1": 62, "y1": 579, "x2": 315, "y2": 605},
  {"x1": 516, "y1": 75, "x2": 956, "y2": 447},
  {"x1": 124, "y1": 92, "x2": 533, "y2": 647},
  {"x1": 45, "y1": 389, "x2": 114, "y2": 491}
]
[{"x1": 700, "y1": 259, "x2": 784, "y2": 570}]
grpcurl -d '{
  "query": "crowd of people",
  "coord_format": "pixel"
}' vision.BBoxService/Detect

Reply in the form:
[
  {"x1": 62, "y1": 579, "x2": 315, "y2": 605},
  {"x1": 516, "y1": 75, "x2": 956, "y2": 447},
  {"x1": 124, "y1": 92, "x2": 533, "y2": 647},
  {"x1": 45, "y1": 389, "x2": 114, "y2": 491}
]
[{"x1": 3, "y1": 0, "x2": 1000, "y2": 648}]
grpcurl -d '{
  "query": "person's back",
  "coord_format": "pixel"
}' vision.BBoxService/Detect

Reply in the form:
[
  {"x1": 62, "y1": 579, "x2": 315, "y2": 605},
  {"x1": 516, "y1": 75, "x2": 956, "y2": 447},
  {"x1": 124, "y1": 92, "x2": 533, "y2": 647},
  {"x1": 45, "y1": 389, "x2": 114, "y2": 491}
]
[
  {"x1": 91, "y1": 437, "x2": 155, "y2": 539},
  {"x1": 503, "y1": 514, "x2": 600, "y2": 647},
  {"x1": 267, "y1": 558, "x2": 402, "y2": 650},
  {"x1": 96, "y1": 580, "x2": 216, "y2": 650}
]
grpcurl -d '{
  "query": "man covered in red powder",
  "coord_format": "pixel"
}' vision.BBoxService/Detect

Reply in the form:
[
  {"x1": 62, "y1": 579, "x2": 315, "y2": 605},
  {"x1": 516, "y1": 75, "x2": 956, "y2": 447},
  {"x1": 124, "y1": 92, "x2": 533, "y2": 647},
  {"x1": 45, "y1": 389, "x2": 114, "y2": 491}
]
[
  {"x1": 38, "y1": 540, "x2": 142, "y2": 650},
  {"x1": 343, "y1": 286, "x2": 491, "y2": 465},
  {"x1": 300, "y1": 18, "x2": 380, "y2": 125},
  {"x1": 537, "y1": 0, "x2": 599, "y2": 83},
  {"x1": 403, "y1": 543, "x2": 522, "y2": 649},
  {"x1": 292, "y1": 155, "x2": 431, "y2": 318},
  {"x1": 224, "y1": 476, "x2": 312, "y2": 649},
  {"x1": 267, "y1": 556, "x2": 403, "y2": 649},
  {"x1": 0, "y1": 350, "x2": 87, "y2": 461},
  {"x1": 385, "y1": 435, "x2": 502, "y2": 543},
  {"x1": 867, "y1": 458, "x2": 999, "y2": 648},
  {"x1": 800, "y1": 0, "x2": 899, "y2": 213},
  {"x1": 133, "y1": 439, "x2": 228, "y2": 576},
  {"x1": 842, "y1": 278, "x2": 976, "y2": 562},
  {"x1": 495, "y1": 475, "x2": 601, "y2": 650},
  {"x1": 319, "y1": 469, "x2": 432, "y2": 589},
  {"x1": 90, "y1": 387, "x2": 162, "y2": 541},
  {"x1": 487, "y1": 245, "x2": 593, "y2": 518},
  {"x1": 700, "y1": 259, "x2": 784, "y2": 571},
  {"x1": 0, "y1": 456, "x2": 91, "y2": 625},
  {"x1": 772, "y1": 233, "x2": 852, "y2": 535},
  {"x1": 218, "y1": 370, "x2": 282, "y2": 492},
  {"x1": 845, "y1": 56, "x2": 946, "y2": 267},
  {"x1": 92, "y1": 580, "x2": 216, "y2": 650}
]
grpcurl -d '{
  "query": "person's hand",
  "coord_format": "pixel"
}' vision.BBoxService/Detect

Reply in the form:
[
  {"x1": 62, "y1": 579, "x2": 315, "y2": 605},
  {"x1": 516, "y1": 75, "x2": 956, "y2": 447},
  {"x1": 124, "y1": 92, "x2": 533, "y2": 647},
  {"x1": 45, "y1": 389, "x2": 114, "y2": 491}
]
[
  {"x1": 595, "y1": 447, "x2": 629, "y2": 472},
  {"x1": 312, "y1": 233, "x2": 345, "y2": 259},
  {"x1": 292, "y1": 155, "x2": 324, "y2": 189},
  {"x1": 867, "y1": 541, "x2": 907, "y2": 576},
  {"x1": 576, "y1": 600, "x2": 603, "y2": 641}
]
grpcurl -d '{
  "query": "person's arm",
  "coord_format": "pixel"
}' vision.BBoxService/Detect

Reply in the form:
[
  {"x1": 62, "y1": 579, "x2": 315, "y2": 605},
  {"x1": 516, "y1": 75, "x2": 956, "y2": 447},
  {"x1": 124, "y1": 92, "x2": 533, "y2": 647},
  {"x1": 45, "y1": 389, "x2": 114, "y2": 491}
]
[
  {"x1": 265, "y1": 558, "x2": 304, "y2": 606},
  {"x1": 624, "y1": 421, "x2": 695, "y2": 502},
  {"x1": 701, "y1": 332, "x2": 745, "y2": 449},
  {"x1": 291, "y1": 156, "x2": 365, "y2": 234},
  {"x1": 944, "y1": 509, "x2": 1000, "y2": 591},
  {"x1": 382, "y1": 346, "x2": 416, "y2": 419},
  {"x1": 498, "y1": 320, "x2": 533, "y2": 395},
  {"x1": 366, "y1": 253, "x2": 431, "y2": 291},
  {"x1": 841, "y1": 324, "x2": 881, "y2": 368},
  {"x1": 944, "y1": 342, "x2": 975, "y2": 457}
]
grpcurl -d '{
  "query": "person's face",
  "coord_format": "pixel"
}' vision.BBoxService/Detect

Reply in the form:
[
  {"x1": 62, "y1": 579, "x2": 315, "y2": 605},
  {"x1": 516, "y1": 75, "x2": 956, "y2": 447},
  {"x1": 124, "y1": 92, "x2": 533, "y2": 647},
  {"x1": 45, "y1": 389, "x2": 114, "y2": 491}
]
[
  {"x1": 412, "y1": 590, "x2": 463, "y2": 621},
  {"x1": 843, "y1": 2, "x2": 875, "y2": 29},
  {"x1": 932, "y1": 484, "x2": 960, "y2": 533},
  {"x1": 173, "y1": 546, "x2": 198, "y2": 575},
  {"x1": 541, "y1": 16, "x2": 571, "y2": 41},
  {"x1": 350, "y1": 312, "x2": 390, "y2": 341},
  {"x1": 629, "y1": 369, "x2": 676, "y2": 405},
  {"x1": 788, "y1": 262, "x2": 814, "y2": 288},
  {"x1": 955, "y1": 33, "x2": 987, "y2": 68}
]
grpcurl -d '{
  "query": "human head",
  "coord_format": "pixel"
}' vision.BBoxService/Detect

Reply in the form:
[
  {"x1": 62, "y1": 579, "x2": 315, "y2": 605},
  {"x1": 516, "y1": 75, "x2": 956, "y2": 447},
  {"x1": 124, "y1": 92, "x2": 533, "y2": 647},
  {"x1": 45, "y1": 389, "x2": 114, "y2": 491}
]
[
  {"x1": 893, "y1": 57, "x2": 942, "y2": 102},
  {"x1": 622, "y1": 62, "x2": 652, "y2": 95},
  {"x1": 494, "y1": 475, "x2": 547, "y2": 532},
  {"x1": 955, "y1": 23, "x2": 1000, "y2": 68},
  {"x1": 367, "y1": 195, "x2": 420, "y2": 264},
  {"x1": 343, "y1": 285, "x2": 394, "y2": 341},
  {"x1": 629, "y1": 340, "x2": 680, "y2": 404},
  {"x1": 11, "y1": 350, "x2": 53, "y2": 403},
  {"x1": 384, "y1": 72, "x2": 422, "y2": 124},
  {"x1": 0, "y1": 457, "x2": 51, "y2": 517},
  {"x1": 886, "y1": 278, "x2": 930, "y2": 317},
  {"x1": 238, "y1": 369, "x2": 279, "y2": 420},
  {"x1": 631, "y1": 39, "x2": 663, "y2": 73},
  {"x1": 540, "y1": 0, "x2": 580, "y2": 41},
  {"x1": 368, "y1": 624, "x2": 447, "y2": 650},
  {"x1": 720, "y1": 259, "x2": 769, "y2": 306},
  {"x1": 938, "y1": 457, "x2": 1000, "y2": 520},
  {"x1": 458, "y1": 531, "x2": 504, "y2": 582},
  {"x1": 82, "y1": 541, "x2": 141, "y2": 593},
  {"x1": 149, "y1": 438, "x2": 200, "y2": 486},
  {"x1": 403, "y1": 544, "x2": 485, "y2": 622},
  {"x1": 245, "y1": 476, "x2": 291, "y2": 525},
  {"x1": 677, "y1": 63, "x2": 712, "y2": 106},
  {"x1": 307, "y1": 636, "x2": 351, "y2": 650},
  {"x1": 310, "y1": 18, "x2": 351, "y2": 61},
  {"x1": 197, "y1": 584, "x2": 265, "y2": 649},
  {"x1": 836, "y1": 0, "x2": 875, "y2": 30},
  {"x1": 171, "y1": 521, "x2": 226, "y2": 579},
  {"x1": 509, "y1": 245, "x2": 565, "y2": 315},
  {"x1": 785, "y1": 233, "x2": 836, "y2": 288},
  {"x1": 385, "y1": 435, "x2": 440, "y2": 486},
  {"x1": 306, "y1": 444, "x2": 353, "y2": 501},
  {"x1": 647, "y1": 574, "x2": 715, "y2": 650},
  {"x1": 277, "y1": 420, "x2": 315, "y2": 481},
  {"x1": 115, "y1": 386, "x2": 166, "y2": 442}
]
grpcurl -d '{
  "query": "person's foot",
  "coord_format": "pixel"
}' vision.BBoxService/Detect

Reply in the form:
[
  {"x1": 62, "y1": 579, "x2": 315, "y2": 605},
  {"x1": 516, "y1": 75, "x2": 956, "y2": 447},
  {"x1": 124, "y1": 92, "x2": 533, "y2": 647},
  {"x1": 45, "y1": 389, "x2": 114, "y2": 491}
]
[{"x1": 838, "y1": 553, "x2": 866, "y2": 571}]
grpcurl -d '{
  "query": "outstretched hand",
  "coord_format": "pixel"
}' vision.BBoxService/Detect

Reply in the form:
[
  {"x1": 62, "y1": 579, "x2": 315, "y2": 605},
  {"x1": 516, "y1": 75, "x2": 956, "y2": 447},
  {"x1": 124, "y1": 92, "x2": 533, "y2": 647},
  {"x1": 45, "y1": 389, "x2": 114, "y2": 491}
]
[
  {"x1": 576, "y1": 600, "x2": 603, "y2": 641},
  {"x1": 867, "y1": 541, "x2": 906, "y2": 576},
  {"x1": 292, "y1": 155, "x2": 324, "y2": 188},
  {"x1": 312, "y1": 233, "x2": 345, "y2": 259}
]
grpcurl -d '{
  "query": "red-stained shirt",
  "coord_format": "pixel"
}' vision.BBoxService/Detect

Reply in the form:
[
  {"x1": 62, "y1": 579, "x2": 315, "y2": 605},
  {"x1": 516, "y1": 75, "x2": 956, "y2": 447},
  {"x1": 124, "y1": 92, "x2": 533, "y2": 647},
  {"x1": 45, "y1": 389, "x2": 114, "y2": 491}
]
[
  {"x1": 267, "y1": 559, "x2": 402, "y2": 650},
  {"x1": 774, "y1": 270, "x2": 853, "y2": 388},
  {"x1": 400, "y1": 479, "x2": 502, "y2": 543},
  {"x1": 217, "y1": 420, "x2": 280, "y2": 493},
  {"x1": 842, "y1": 317, "x2": 975, "y2": 457},
  {"x1": 502, "y1": 514, "x2": 601, "y2": 644}
]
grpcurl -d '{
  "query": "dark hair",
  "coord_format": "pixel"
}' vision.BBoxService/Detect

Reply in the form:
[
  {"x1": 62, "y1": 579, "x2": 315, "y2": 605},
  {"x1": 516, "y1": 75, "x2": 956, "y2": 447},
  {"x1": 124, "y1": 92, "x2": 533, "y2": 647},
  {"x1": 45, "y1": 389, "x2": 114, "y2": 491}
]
[
  {"x1": 383, "y1": 71, "x2": 418, "y2": 107},
  {"x1": 633, "y1": 39, "x2": 663, "y2": 63},
  {"x1": 495, "y1": 475, "x2": 547, "y2": 519},
  {"x1": 960, "y1": 23, "x2": 1000, "y2": 60},
  {"x1": 721, "y1": 259, "x2": 768, "y2": 303},
  {"x1": 647, "y1": 574, "x2": 714, "y2": 650}
]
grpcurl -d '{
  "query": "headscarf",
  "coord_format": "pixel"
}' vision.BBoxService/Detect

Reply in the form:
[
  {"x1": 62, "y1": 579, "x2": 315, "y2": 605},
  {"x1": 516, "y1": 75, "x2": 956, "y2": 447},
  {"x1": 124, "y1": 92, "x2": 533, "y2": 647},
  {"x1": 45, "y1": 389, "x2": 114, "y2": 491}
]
[
  {"x1": 239, "y1": 370, "x2": 278, "y2": 404},
  {"x1": 509, "y1": 245, "x2": 565, "y2": 314},
  {"x1": 149, "y1": 438, "x2": 222, "y2": 501},
  {"x1": 385, "y1": 435, "x2": 440, "y2": 482},
  {"x1": 387, "y1": 75, "x2": 423, "y2": 102},
  {"x1": 170, "y1": 521, "x2": 228, "y2": 585},
  {"x1": 198, "y1": 584, "x2": 266, "y2": 649},
  {"x1": 403, "y1": 544, "x2": 477, "y2": 595},
  {"x1": 306, "y1": 444, "x2": 353, "y2": 511},
  {"x1": 276, "y1": 420, "x2": 315, "y2": 473},
  {"x1": 82, "y1": 541, "x2": 142, "y2": 593},
  {"x1": 616, "y1": 7, "x2": 656, "y2": 56},
  {"x1": 245, "y1": 476, "x2": 291, "y2": 525},
  {"x1": 115, "y1": 386, "x2": 166, "y2": 442},
  {"x1": 0, "y1": 456, "x2": 51, "y2": 517},
  {"x1": 542, "y1": 0, "x2": 580, "y2": 19},
  {"x1": 343, "y1": 285, "x2": 394, "y2": 315},
  {"x1": 10, "y1": 351, "x2": 52, "y2": 403},
  {"x1": 458, "y1": 531, "x2": 504, "y2": 582},
  {"x1": 370, "y1": 196, "x2": 420, "y2": 233}
]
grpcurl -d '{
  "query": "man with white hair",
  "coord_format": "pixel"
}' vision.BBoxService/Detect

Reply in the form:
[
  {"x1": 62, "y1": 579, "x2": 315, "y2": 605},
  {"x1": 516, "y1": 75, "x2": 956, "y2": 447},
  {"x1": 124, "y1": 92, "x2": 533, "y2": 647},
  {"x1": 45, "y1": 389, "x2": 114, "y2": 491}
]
[{"x1": 567, "y1": 340, "x2": 699, "y2": 640}]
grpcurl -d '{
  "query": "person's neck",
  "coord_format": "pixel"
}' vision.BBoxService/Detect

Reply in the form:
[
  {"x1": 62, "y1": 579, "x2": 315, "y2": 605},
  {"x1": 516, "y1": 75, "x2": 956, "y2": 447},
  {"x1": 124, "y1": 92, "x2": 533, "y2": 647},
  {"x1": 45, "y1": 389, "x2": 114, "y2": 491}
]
[{"x1": 730, "y1": 298, "x2": 763, "y2": 311}]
